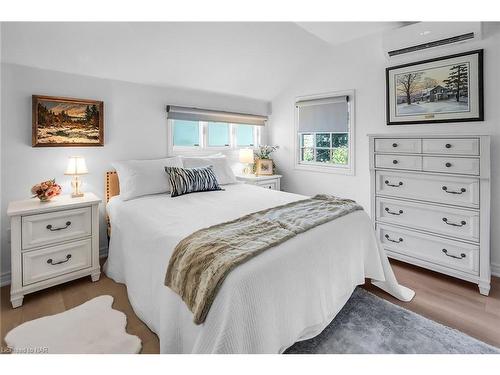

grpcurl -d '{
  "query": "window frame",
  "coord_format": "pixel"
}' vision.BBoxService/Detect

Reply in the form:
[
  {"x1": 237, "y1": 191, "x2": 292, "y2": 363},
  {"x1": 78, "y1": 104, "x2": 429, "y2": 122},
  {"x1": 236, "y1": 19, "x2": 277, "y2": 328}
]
[
  {"x1": 168, "y1": 119, "x2": 261, "y2": 155},
  {"x1": 294, "y1": 90, "x2": 355, "y2": 176}
]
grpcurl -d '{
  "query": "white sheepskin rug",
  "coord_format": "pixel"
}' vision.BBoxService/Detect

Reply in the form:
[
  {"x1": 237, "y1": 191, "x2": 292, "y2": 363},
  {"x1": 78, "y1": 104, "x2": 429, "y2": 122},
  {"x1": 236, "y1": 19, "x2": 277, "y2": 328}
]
[{"x1": 5, "y1": 295, "x2": 142, "y2": 354}]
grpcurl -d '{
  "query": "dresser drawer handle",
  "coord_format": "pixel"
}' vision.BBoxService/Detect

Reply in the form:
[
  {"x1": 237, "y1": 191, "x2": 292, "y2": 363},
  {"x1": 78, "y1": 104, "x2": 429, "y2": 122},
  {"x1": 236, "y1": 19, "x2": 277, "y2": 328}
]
[
  {"x1": 392, "y1": 143, "x2": 398, "y2": 148},
  {"x1": 392, "y1": 159, "x2": 398, "y2": 164},
  {"x1": 385, "y1": 208, "x2": 403, "y2": 215},
  {"x1": 442, "y1": 218, "x2": 466, "y2": 227},
  {"x1": 442, "y1": 186, "x2": 466, "y2": 194},
  {"x1": 445, "y1": 162, "x2": 452, "y2": 168},
  {"x1": 442, "y1": 249, "x2": 466, "y2": 259},
  {"x1": 46, "y1": 221, "x2": 71, "y2": 231},
  {"x1": 47, "y1": 254, "x2": 72, "y2": 265},
  {"x1": 445, "y1": 143, "x2": 452, "y2": 149},
  {"x1": 385, "y1": 234, "x2": 403, "y2": 243},
  {"x1": 385, "y1": 180, "x2": 403, "y2": 187}
]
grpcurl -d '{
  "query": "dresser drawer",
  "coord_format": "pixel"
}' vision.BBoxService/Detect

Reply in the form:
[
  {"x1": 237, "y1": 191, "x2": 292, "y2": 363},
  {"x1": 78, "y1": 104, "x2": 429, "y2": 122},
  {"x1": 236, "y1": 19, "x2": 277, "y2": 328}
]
[
  {"x1": 22, "y1": 207, "x2": 92, "y2": 250},
  {"x1": 376, "y1": 197, "x2": 479, "y2": 242},
  {"x1": 378, "y1": 224, "x2": 479, "y2": 275},
  {"x1": 422, "y1": 156, "x2": 480, "y2": 176},
  {"x1": 22, "y1": 239, "x2": 92, "y2": 286},
  {"x1": 375, "y1": 154, "x2": 422, "y2": 171},
  {"x1": 375, "y1": 171, "x2": 479, "y2": 207},
  {"x1": 375, "y1": 138, "x2": 421, "y2": 153},
  {"x1": 422, "y1": 138, "x2": 479, "y2": 156}
]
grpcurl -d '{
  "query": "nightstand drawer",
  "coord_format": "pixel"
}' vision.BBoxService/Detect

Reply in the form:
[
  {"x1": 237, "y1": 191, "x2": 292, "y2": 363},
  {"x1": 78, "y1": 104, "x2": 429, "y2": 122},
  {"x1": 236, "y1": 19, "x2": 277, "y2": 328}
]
[
  {"x1": 257, "y1": 181, "x2": 278, "y2": 190},
  {"x1": 22, "y1": 239, "x2": 92, "y2": 286},
  {"x1": 22, "y1": 207, "x2": 92, "y2": 250}
]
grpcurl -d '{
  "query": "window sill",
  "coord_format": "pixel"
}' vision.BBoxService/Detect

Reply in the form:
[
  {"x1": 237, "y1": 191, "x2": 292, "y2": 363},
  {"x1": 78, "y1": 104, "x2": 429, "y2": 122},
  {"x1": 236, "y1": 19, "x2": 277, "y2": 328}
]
[{"x1": 294, "y1": 162, "x2": 354, "y2": 176}]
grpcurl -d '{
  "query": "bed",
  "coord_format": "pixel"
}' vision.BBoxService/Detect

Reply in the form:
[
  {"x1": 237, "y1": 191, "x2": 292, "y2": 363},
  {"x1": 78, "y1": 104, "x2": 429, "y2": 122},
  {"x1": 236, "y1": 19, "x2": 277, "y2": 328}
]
[{"x1": 103, "y1": 171, "x2": 414, "y2": 353}]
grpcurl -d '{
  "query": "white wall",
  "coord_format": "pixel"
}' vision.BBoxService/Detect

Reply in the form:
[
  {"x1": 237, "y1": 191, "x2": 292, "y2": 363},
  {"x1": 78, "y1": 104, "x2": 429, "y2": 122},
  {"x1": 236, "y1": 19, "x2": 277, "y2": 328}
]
[
  {"x1": 269, "y1": 23, "x2": 500, "y2": 273},
  {"x1": 0, "y1": 63, "x2": 270, "y2": 281}
]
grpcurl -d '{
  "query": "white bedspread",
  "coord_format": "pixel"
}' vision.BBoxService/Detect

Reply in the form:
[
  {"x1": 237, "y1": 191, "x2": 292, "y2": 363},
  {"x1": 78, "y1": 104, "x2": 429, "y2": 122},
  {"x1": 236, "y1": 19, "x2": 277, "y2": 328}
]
[{"x1": 104, "y1": 184, "x2": 414, "y2": 353}]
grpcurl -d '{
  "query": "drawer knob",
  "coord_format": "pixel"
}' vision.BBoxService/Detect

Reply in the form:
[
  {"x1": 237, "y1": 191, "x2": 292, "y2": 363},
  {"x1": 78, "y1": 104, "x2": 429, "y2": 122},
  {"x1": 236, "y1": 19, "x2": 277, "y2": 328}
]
[
  {"x1": 384, "y1": 234, "x2": 403, "y2": 243},
  {"x1": 392, "y1": 143, "x2": 398, "y2": 148},
  {"x1": 392, "y1": 159, "x2": 398, "y2": 164},
  {"x1": 47, "y1": 254, "x2": 72, "y2": 265},
  {"x1": 445, "y1": 162, "x2": 452, "y2": 168},
  {"x1": 385, "y1": 180, "x2": 403, "y2": 187},
  {"x1": 442, "y1": 186, "x2": 466, "y2": 194},
  {"x1": 442, "y1": 249, "x2": 466, "y2": 259},
  {"x1": 445, "y1": 143, "x2": 452, "y2": 149},
  {"x1": 442, "y1": 218, "x2": 467, "y2": 227},
  {"x1": 46, "y1": 221, "x2": 71, "y2": 231},
  {"x1": 385, "y1": 207, "x2": 404, "y2": 216}
]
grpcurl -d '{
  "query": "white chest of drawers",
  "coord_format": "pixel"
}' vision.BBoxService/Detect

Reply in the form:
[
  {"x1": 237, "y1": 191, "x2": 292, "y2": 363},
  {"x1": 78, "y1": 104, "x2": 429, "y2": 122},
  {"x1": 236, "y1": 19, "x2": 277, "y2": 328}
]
[
  {"x1": 369, "y1": 134, "x2": 491, "y2": 295},
  {"x1": 7, "y1": 193, "x2": 101, "y2": 307}
]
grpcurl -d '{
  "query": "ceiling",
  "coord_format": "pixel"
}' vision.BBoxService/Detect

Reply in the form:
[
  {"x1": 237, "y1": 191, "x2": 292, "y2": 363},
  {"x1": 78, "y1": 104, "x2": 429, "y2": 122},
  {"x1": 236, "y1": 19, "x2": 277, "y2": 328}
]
[
  {"x1": 296, "y1": 22, "x2": 406, "y2": 46},
  {"x1": 1, "y1": 22, "x2": 402, "y2": 101}
]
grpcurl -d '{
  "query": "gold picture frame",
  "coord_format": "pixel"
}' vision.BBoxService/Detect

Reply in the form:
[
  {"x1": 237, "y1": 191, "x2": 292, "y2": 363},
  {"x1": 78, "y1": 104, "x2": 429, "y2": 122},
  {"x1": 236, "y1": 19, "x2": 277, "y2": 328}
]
[
  {"x1": 255, "y1": 159, "x2": 273, "y2": 176},
  {"x1": 32, "y1": 95, "x2": 104, "y2": 147}
]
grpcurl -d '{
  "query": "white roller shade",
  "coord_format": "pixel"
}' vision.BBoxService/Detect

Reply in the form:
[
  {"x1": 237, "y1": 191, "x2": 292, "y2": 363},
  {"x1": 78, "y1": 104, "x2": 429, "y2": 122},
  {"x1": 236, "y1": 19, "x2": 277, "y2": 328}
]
[
  {"x1": 166, "y1": 105, "x2": 267, "y2": 126},
  {"x1": 296, "y1": 96, "x2": 349, "y2": 133}
]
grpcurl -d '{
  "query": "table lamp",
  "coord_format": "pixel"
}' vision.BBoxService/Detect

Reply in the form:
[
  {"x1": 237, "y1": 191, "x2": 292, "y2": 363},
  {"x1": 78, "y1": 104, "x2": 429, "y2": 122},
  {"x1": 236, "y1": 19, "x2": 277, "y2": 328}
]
[
  {"x1": 239, "y1": 149, "x2": 254, "y2": 175},
  {"x1": 65, "y1": 156, "x2": 88, "y2": 198}
]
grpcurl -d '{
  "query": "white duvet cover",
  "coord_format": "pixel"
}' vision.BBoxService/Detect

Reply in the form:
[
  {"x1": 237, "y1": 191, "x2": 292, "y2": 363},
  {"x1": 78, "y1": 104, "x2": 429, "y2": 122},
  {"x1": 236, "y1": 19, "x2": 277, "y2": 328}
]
[{"x1": 104, "y1": 184, "x2": 414, "y2": 353}]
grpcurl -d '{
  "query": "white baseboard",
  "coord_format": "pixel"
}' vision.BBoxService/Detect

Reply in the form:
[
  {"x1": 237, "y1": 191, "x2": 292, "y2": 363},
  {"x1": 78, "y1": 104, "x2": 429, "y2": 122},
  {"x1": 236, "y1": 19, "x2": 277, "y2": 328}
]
[
  {"x1": 99, "y1": 246, "x2": 109, "y2": 259},
  {"x1": 492, "y1": 262, "x2": 500, "y2": 278},
  {"x1": 0, "y1": 271, "x2": 12, "y2": 288},
  {"x1": 0, "y1": 246, "x2": 109, "y2": 287}
]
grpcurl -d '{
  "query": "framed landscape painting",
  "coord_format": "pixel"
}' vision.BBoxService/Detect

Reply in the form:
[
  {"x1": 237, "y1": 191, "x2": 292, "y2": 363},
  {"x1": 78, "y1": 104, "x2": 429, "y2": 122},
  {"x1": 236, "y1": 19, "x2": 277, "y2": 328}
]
[
  {"x1": 32, "y1": 95, "x2": 104, "y2": 147},
  {"x1": 386, "y1": 50, "x2": 483, "y2": 125}
]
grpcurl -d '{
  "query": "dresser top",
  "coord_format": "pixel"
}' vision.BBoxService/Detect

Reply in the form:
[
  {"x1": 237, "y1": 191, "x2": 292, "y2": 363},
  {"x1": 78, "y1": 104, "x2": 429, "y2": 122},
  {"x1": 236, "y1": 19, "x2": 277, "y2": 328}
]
[
  {"x1": 367, "y1": 133, "x2": 490, "y2": 139},
  {"x1": 7, "y1": 192, "x2": 101, "y2": 217}
]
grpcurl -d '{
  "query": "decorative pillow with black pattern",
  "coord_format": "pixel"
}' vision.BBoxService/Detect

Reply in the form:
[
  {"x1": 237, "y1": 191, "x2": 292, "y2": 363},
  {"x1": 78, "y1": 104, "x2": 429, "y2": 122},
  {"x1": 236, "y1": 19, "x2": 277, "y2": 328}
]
[{"x1": 164, "y1": 165, "x2": 223, "y2": 197}]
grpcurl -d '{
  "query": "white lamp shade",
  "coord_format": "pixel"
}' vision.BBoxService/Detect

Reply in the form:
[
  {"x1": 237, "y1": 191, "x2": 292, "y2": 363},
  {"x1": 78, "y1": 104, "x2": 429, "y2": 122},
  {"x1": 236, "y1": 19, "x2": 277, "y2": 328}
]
[
  {"x1": 239, "y1": 149, "x2": 254, "y2": 164},
  {"x1": 65, "y1": 156, "x2": 88, "y2": 175}
]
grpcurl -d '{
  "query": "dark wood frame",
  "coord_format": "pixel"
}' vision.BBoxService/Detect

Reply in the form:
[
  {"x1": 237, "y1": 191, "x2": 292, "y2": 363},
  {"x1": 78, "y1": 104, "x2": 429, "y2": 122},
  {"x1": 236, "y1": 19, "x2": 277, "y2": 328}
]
[
  {"x1": 386, "y1": 49, "x2": 484, "y2": 125},
  {"x1": 32, "y1": 95, "x2": 104, "y2": 147}
]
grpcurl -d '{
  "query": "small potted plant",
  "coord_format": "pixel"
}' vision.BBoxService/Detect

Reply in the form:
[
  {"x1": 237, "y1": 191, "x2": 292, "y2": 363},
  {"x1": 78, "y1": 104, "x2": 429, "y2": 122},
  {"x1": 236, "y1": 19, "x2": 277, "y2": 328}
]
[
  {"x1": 31, "y1": 179, "x2": 62, "y2": 202},
  {"x1": 254, "y1": 145, "x2": 279, "y2": 175}
]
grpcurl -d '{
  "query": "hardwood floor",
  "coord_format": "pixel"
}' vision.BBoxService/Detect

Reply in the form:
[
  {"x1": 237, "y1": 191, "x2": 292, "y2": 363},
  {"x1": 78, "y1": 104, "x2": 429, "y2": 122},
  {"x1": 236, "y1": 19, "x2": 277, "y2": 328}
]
[
  {"x1": 0, "y1": 264, "x2": 160, "y2": 354},
  {"x1": 1, "y1": 259, "x2": 499, "y2": 353},
  {"x1": 364, "y1": 260, "x2": 500, "y2": 348}
]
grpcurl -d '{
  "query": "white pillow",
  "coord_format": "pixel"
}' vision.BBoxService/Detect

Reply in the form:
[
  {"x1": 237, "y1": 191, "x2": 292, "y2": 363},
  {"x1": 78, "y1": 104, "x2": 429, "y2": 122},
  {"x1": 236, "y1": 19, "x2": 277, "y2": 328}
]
[
  {"x1": 112, "y1": 157, "x2": 183, "y2": 201},
  {"x1": 181, "y1": 156, "x2": 237, "y2": 185}
]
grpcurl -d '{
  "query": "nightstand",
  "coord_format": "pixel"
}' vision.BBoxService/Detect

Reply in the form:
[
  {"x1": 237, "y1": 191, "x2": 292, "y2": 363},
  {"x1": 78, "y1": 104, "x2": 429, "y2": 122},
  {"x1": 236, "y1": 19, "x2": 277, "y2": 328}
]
[
  {"x1": 7, "y1": 193, "x2": 101, "y2": 308},
  {"x1": 235, "y1": 174, "x2": 282, "y2": 191}
]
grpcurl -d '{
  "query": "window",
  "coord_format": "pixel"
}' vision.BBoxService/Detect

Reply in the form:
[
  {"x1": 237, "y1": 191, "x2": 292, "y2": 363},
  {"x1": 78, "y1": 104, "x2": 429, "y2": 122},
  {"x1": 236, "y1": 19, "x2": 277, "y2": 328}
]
[
  {"x1": 167, "y1": 106, "x2": 266, "y2": 152},
  {"x1": 295, "y1": 92, "x2": 354, "y2": 175},
  {"x1": 207, "y1": 122, "x2": 230, "y2": 147},
  {"x1": 169, "y1": 120, "x2": 261, "y2": 150},
  {"x1": 235, "y1": 124, "x2": 255, "y2": 147},
  {"x1": 172, "y1": 120, "x2": 200, "y2": 147}
]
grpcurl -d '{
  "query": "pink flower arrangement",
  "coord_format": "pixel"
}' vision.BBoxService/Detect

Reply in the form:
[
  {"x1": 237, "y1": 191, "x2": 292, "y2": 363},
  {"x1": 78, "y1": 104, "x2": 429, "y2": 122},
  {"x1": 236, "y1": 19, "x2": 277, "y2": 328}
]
[{"x1": 31, "y1": 179, "x2": 62, "y2": 202}]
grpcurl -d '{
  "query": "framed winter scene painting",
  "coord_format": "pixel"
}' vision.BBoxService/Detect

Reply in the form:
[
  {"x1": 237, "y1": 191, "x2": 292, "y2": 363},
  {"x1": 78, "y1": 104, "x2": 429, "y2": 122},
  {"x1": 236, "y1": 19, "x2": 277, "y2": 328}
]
[
  {"x1": 386, "y1": 50, "x2": 483, "y2": 125},
  {"x1": 32, "y1": 95, "x2": 104, "y2": 147}
]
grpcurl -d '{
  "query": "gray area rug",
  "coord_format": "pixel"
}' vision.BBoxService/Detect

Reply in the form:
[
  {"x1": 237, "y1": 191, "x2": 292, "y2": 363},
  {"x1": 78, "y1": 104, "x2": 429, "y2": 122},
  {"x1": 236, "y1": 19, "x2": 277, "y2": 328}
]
[{"x1": 285, "y1": 288, "x2": 499, "y2": 354}]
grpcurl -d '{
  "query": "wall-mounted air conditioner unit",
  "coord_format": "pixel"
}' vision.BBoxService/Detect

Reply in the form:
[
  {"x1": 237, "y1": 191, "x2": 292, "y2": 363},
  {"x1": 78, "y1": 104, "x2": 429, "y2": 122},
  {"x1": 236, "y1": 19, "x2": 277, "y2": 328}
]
[{"x1": 383, "y1": 22, "x2": 482, "y2": 58}]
